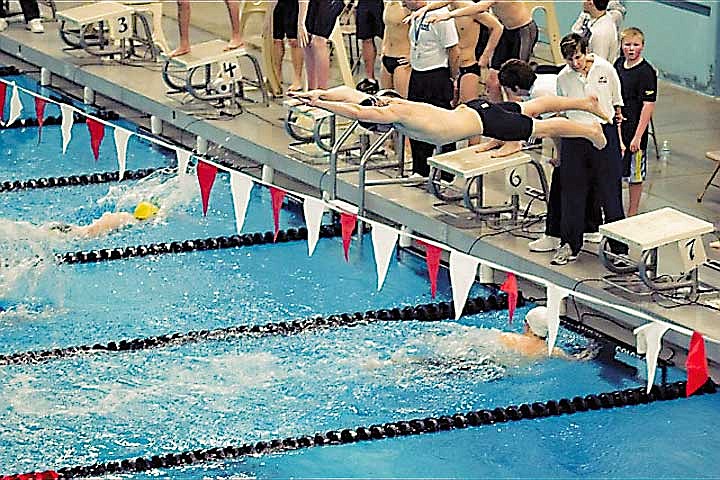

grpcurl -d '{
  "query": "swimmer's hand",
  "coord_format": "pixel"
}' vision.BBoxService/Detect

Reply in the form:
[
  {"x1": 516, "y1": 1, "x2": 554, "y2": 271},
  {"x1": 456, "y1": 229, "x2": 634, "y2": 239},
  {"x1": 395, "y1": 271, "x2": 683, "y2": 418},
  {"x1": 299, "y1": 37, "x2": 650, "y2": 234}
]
[
  {"x1": 573, "y1": 343, "x2": 601, "y2": 361},
  {"x1": 287, "y1": 90, "x2": 322, "y2": 105},
  {"x1": 402, "y1": 5, "x2": 428, "y2": 24},
  {"x1": 426, "y1": 11, "x2": 451, "y2": 24}
]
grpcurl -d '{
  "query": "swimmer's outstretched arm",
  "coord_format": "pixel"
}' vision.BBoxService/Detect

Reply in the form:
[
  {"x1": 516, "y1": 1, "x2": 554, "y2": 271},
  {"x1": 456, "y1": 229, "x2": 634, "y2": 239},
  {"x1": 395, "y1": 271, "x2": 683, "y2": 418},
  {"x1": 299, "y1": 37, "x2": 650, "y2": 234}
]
[
  {"x1": 288, "y1": 86, "x2": 369, "y2": 105},
  {"x1": 77, "y1": 212, "x2": 135, "y2": 237},
  {"x1": 311, "y1": 99, "x2": 402, "y2": 125}
]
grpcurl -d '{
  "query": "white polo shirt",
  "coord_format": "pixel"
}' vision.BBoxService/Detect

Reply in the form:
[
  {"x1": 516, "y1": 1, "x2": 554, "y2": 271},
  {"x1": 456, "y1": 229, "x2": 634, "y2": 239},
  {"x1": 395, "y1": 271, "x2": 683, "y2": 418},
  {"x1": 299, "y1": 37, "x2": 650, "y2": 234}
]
[
  {"x1": 557, "y1": 54, "x2": 623, "y2": 124},
  {"x1": 408, "y1": 7, "x2": 459, "y2": 71},
  {"x1": 530, "y1": 73, "x2": 557, "y2": 99}
]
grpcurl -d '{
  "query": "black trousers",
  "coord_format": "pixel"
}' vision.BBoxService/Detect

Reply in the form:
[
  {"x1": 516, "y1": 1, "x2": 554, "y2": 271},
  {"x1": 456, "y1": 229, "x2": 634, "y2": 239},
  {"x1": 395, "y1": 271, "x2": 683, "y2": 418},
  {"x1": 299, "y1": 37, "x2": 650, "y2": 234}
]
[
  {"x1": 558, "y1": 123, "x2": 624, "y2": 254},
  {"x1": 0, "y1": 0, "x2": 40, "y2": 21},
  {"x1": 407, "y1": 67, "x2": 454, "y2": 176},
  {"x1": 545, "y1": 166, "x2": 601, "y2": 237}
]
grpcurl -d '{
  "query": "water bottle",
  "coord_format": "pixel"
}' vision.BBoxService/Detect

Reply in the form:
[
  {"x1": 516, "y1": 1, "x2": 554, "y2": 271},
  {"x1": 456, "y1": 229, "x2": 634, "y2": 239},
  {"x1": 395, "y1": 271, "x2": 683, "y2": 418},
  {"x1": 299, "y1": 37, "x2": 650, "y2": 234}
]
[{"x1": 660, "y1": 140, "x2": 671, "y2": 165}]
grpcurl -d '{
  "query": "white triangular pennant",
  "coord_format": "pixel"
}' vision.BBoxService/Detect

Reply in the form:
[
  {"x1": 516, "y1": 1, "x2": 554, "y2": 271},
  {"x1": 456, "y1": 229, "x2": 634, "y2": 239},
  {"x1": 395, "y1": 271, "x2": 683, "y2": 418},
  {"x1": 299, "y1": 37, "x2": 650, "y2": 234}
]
[
  {"x1": 7, "y1": 83, "x2": 22, "y2": 127},
  {"x1": 370, "y1": 221, "x2": 399, "y2": 291},
  {"x1": 303, "y1": 196, "x2": 325, "y2": 256},
  {"x1": 60, "y1": 104, "x2": 74, "y2": 154},
  {"x1": 546, "y1": 284, "x2": 570, "y2": 355},
  {"x1": 634, "y1": 322, "x2": 669, "y2": 393},
  {"x1": 229, "y1": 171, "x2": 254, "y2": 234},
  {"x1": 176, "y1": 148, "x2": 192, "y2": 176},
  {"x1": 113, "y1": 127, "x2": 131, "y2": 180},
  {"x1": 449, "y1": 251, "x2": 480, "y2": 319}
]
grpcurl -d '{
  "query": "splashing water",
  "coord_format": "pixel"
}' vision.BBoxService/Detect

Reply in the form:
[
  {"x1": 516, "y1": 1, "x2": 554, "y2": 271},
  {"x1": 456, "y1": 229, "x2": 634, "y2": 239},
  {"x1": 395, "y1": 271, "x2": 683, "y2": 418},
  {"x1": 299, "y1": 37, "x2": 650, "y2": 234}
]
[{"x1": 96, "y1": 169, "x2": 198, "y2": 220}]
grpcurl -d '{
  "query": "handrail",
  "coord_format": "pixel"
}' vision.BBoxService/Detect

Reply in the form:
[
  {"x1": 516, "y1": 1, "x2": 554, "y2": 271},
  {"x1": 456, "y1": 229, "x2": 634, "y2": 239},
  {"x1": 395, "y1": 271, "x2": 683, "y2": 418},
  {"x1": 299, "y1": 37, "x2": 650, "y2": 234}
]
[{"x1": 327, "y1": 120, "x2": 360, "y2": 199}]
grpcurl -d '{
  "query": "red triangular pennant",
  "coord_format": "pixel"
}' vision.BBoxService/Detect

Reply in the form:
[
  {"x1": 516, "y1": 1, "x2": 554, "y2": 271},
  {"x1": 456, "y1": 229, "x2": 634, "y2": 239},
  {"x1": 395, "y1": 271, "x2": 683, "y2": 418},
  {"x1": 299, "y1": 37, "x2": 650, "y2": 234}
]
[
  {"x1": 196, "y1": 160, "x2": 218, "y2": 216},
  {"x1": 340, "y1": 212, "x2": 357, "y2": 261},
  {"x1": 86, "y1": 118, "x2": 105, "y2": 161},
  {"x1": 35, "y1": 97, "x2": 46, "y2": 143},
  {"x1": 420, "y1": 241, "x2": 442, "y2": 298},
  {"x1": 500, "y1": 272, "x2": 518, "y2": 323},
  {"x1": 686, "y1": 331, "x2": 709, "y2": 396},
  {"x1": 270, "y1": 187, "x2": 287, "y2": 241},
  {"x1": 0, "y1": 82, "x2": 6, "y2": 123}
]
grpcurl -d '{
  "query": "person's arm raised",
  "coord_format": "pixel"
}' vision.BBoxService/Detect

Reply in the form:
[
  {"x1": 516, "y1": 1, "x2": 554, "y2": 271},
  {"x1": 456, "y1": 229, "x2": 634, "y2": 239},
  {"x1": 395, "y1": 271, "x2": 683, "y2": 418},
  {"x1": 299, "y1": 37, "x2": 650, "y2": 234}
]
[
  {"x1": 402, "y1": 1, "x2": 451, "y2": 24},
  {"x1": 427, "y1": 1, "x2": 495, "y2": 23}
]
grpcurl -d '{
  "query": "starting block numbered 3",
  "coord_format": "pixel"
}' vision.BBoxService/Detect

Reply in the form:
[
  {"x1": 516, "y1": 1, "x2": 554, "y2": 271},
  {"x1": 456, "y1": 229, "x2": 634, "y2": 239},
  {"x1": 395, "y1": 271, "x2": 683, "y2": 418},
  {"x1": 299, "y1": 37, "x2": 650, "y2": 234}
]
[{"x1": 58, "y1": 1, "x2": 159, "y2": 61}]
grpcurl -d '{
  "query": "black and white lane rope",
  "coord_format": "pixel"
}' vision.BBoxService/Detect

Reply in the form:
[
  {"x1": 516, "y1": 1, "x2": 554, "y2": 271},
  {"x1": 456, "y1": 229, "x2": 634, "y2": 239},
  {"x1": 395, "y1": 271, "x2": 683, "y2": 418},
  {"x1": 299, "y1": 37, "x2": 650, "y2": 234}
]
[
  {"x1": 0, "y1": 293, "x2": 519, "y2": 366},
  {"x1": 0, "y1": 167, "x2": 161, "y2": 193},
  {"x1": 6, "y1": 380, "x2": 713, "y2": 479}
]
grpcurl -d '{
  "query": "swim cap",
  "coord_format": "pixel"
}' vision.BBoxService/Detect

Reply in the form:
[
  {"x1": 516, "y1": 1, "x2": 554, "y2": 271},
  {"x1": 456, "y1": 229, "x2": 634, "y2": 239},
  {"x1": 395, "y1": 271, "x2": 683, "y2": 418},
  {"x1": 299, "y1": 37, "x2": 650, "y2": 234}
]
[
  {"x1": 358, "y1": 90, "x2": 403, "y2": 133},
  {"x1": 525, "y1": 306, "x2": 549, "y2": 338},
  {"x1": 133, "y1": 201, "x2": 159, "y2": 220}
]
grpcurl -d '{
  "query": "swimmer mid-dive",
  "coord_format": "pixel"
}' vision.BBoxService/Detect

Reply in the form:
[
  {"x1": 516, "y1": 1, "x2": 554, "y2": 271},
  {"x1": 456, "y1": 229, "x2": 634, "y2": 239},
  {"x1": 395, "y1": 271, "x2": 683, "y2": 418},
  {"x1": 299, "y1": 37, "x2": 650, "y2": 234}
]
[
  {"x1": 288, "y1": 86, "x2": 610, "y2": 154},
  {"x1": 47, "y1": 201, "x2": 159, "y2": 238}
]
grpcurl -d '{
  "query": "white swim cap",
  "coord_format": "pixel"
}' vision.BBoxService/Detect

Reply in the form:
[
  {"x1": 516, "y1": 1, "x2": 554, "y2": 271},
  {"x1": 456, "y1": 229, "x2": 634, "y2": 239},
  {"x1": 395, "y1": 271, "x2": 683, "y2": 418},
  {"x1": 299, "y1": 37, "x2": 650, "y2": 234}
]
[{"x1": 525, "y1": 306, "x2": 548, "y2": 338}]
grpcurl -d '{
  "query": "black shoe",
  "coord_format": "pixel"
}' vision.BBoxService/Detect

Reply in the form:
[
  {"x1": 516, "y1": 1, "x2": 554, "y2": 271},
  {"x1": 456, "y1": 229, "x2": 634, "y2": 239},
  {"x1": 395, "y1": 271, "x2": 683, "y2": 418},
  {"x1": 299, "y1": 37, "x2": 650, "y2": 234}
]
[{"x1": 356, "y1": 78, "x2": 379, "y2": 94}]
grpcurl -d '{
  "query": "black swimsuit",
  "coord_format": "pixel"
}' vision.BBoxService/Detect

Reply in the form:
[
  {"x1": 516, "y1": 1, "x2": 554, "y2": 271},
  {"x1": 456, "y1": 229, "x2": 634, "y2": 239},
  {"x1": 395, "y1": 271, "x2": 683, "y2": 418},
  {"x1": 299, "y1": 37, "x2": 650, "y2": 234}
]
[
  {"x1": 382, "y1": 55, "x2": 409, "y2": 75},
  {"x1": 463, "y1": 98, "x2": 533, "y2": 141}
]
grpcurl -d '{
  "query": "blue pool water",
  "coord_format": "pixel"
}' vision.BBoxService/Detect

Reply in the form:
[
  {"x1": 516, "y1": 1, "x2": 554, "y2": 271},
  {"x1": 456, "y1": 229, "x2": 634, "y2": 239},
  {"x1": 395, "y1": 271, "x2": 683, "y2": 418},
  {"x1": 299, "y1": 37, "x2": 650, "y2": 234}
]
[{"x1": 1, "y1": 76, "x2": 718, "y2": 478}]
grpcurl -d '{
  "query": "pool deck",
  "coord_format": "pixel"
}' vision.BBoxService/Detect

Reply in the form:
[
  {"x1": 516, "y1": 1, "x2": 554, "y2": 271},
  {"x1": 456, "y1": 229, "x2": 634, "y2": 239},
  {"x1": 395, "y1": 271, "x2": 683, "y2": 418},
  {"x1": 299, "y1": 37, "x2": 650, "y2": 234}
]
[{"x1": 2, "y1": 16, "x2": 720, "y2": 364}]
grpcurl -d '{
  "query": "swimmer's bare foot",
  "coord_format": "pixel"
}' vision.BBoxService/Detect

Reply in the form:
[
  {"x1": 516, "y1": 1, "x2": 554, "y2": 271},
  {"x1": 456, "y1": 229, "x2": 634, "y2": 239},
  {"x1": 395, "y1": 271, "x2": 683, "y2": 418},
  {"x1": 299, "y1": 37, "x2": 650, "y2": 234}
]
[
  {"x1": 587, "y1": 95, "x2": 611, "y2": 123},
  {"x1": 491, "y1": 140, "x2": 522, "y2": 158},
  {"x1": 474, "y1": 139, "x2": 503, "y2": 153},
  {"x1": 168, "y1": 46, "x2": 191, "y2": 57},
  {"x1": 224, "y1": 39, "x2": 244, "y2": 51},
  {"x1": 589, "y1": 122, "x2": 607, "y2": 150},
  {"x1": 288, "y1": 84, "x2": 303, "y2": 93}
]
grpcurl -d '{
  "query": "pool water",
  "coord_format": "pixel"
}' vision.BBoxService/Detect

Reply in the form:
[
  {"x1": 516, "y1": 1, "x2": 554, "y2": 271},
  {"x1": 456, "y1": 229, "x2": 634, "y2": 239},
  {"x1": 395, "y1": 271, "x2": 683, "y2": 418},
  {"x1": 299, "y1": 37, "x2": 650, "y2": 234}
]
[{"x1": 1, "y1": 75, "x2": 718, "y2": 478}]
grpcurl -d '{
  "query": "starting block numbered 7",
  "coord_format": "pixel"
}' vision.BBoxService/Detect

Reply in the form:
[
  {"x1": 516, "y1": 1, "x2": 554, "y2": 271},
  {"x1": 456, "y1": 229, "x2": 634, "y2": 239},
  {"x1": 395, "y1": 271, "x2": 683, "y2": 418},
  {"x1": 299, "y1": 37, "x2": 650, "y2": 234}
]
[
  {"x1": 57, "y1": 1, "x2": 159, "y2": 61},
  {"x1": 161, "y1": 40, "x2": 268, "y2": 107}
]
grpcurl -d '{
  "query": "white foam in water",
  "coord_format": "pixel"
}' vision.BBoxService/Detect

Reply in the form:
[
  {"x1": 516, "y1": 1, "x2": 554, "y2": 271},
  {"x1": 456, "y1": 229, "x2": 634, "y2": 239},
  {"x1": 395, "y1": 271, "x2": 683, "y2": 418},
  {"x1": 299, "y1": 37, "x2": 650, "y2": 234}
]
[{"x1": 97, "y1": 170, "x2": 198, "y2": 220}]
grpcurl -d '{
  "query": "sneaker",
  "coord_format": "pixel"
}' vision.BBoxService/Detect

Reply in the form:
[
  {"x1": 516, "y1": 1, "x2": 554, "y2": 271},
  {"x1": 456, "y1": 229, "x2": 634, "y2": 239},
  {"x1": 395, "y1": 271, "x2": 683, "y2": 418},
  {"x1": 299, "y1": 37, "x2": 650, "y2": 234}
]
[
  {"x1": 27, "y1": 18, "x2": 44, "y2": 33},
  {"x1": 583, "y1": 232, "x2": 603, "y2": 243},
  {"x1": 0, "y1": 18, "x2": 8, "y2": 32},
  {"x1": 356, "y1": 78, "x2": 379, "y2": 94},
  {"x1": 528, "y1": 234, "x2": 561, "y2": 252},
  {"x1": 551, "y1": 244, "x2": 578, "y2": 265}
]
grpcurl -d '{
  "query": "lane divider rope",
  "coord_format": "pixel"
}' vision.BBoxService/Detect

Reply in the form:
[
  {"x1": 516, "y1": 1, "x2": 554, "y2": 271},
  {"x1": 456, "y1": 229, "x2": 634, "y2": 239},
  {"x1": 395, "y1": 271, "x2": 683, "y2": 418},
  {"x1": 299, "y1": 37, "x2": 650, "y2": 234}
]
[
  {"x1": 0, "y1": 167, "x2": 161, "y2": 193},
  {"x1": 56, "y1": 224, "x2": 342, "y2": 265},
  {"x1": 5, "y1": 380, "x2": 713, "y2": 479},
  {"x1": 0, "y1": 293, "x2": 518, "y2": 366}
]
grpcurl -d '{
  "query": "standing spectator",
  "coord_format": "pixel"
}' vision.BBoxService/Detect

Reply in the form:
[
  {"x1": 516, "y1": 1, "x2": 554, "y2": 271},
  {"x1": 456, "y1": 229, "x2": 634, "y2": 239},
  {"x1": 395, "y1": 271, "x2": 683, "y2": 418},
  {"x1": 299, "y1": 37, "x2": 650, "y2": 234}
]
[
  {"x1": 572, "y1": 0, "x2": 625, "y2": 45},
  {"x1": 402, "y1": 0, "x2": 460, "y2": 177},
  {"x1": 380, "y1": 1, "x2": 411, "y2": 97},
  {"x1": 571, "y1": 0, "x2": 619, "y2": 63},
  {"x1": 272, "y1": 0, "x2": 305, "y2": 92},
  {"x1": 0, "y1": 0, "x2": 44, "y2": 33},
  {"x1": 298, "y1": 0, "x2": 345, "y2": 89},
  {"x1": 424, "y1": 1, "x2": 538, "y2": 102},
  {"x1": 498, "y1": 59, "x2": 601, "y2": 252},
  {"x1": 614, "y1": 27, "x2": 657, "y2": 216},
  {"x1": 356, "y1": 0, "x2": 385, "y2": 93},
  {"x1": 169, "y1": 0, "x2": 243, "y2": 57},
  {"x1": 553, "y1": 33, "x2": 624, "y2": 265}
]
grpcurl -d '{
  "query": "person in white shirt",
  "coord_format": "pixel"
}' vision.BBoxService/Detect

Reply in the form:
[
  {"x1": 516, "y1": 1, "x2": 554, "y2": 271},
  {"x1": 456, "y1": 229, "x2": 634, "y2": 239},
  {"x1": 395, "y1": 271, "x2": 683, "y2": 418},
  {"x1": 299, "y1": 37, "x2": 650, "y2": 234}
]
[
  {"x1": 571, "y1": 0, "x2": 621, "y2": 63},
  {"x1": 402, "y1": 0, "x2": 461, "y2": 176},
  {"x1": 552, "y1": 33, "x2": 625, "y2": 265}
]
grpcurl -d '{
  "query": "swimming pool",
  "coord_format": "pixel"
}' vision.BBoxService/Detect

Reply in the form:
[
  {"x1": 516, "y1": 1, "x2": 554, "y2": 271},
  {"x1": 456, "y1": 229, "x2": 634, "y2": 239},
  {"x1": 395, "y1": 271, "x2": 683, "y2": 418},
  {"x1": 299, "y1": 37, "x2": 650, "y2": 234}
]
[{"x1": 1, "y1": 74, "x2": 718, "y2": 479}]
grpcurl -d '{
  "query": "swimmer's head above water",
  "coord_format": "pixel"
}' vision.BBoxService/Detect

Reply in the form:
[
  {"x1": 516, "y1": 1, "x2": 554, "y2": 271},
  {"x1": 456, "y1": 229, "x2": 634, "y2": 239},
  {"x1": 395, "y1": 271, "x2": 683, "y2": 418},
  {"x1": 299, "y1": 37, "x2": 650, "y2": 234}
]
[
  {"x1": 525, "y1": 306, "x2": 549, "y2": 339},
  {"x1": 133, "y1": 201, "x2": 159, "y2": 220}
]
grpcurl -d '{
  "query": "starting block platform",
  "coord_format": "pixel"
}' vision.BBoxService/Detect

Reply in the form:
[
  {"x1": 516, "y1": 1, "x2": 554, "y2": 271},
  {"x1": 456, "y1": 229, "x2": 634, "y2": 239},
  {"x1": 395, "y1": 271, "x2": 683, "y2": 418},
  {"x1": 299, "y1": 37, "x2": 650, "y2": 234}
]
[
  {"x1": 57, "y1": 1, "x2": 160, "y2": 61},
  {"x1": 161, "y1": 40, "x2": 268, "y2": 107},
  {"x1": 283, "y1": 98, "x2": 339, "y2": 158},
  {"x1": 427, "y1": 145, "x2": 548, "y2": 219},
  {"x1": 599, "y1": 207, "x2": 714, "y2": 297}
]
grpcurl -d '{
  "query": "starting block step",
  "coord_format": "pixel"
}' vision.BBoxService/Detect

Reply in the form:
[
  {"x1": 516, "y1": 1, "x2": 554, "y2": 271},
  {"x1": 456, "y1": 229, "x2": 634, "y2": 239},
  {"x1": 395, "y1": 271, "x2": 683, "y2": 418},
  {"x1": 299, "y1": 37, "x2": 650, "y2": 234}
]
[{"x1": 163, "y1": 40, "x2": 249, "y2": 69}]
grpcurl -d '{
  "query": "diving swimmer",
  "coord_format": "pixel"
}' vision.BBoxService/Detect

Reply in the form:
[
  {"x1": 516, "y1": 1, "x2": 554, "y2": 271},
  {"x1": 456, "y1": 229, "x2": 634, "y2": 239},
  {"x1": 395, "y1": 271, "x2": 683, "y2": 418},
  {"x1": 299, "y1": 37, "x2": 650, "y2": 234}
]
[{"x1": 47, "y1": 201, "x2": 159, "y2": 238}]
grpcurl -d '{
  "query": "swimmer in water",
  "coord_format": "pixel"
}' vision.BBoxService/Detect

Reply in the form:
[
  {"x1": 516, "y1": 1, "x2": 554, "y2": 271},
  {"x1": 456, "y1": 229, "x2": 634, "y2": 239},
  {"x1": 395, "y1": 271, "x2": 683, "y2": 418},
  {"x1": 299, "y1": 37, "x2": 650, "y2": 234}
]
[
  {"x1": 47, "y1": 201, "x2": 159, "y2": 238},
  {"x1": 500, "y1": 306, "x2": 596, "y2": 360}
]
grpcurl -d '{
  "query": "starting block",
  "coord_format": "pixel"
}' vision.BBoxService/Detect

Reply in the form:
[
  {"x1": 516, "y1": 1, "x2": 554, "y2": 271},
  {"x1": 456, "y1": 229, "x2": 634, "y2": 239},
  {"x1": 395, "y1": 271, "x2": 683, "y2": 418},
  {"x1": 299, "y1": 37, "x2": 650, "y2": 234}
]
[
  {"x1": 283, "y1": 98, "x2": 340, "y2": 158},
  {"x1": 57, "y1": 1, "x2": 160, "y2": 61},
  {"x1": 599, "y1": 207, "x2": 714, "y2": 297},
  {"x1": 427, "y1": 145, "x2": 549, "y2": 219},
  {"x1": 161, "y1": 40, "x2": 268, "y2": 107}
]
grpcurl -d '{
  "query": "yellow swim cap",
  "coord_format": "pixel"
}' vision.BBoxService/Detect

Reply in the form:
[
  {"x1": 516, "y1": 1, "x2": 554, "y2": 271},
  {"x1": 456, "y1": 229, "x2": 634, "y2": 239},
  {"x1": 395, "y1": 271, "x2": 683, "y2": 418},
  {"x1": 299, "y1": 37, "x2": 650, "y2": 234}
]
[{"x1": 133, "y1": 201, "x2": 159, "y2": 220}]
